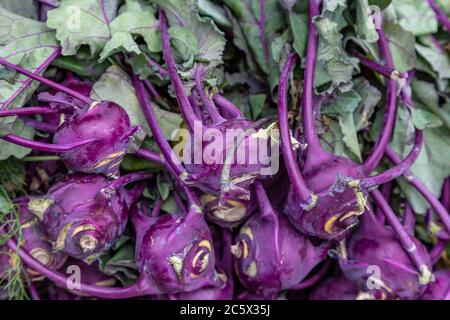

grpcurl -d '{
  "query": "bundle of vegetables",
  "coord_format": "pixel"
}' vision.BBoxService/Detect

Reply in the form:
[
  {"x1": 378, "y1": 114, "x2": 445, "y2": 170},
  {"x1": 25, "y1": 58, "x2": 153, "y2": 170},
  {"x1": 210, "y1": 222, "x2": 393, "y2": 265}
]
[{"x1": 0, "y1": 0, "x2": 449, "y2": 300}]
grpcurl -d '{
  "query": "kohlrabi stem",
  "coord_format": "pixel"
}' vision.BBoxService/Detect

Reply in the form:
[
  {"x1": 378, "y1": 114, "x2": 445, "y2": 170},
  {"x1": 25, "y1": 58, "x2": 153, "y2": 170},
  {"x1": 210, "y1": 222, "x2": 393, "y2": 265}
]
[
  {"x1": 194, "y1": 66, "x2": 226, "y2": 124},
  {"x1": 145, "y1": 55, "x2": 169, "y2": 77},
  {"x1": 173, "y1": 189, "x2": 188, "y2": 215},
  {"x1": 134, "y1": 148, "x2": 165, "y2": 165},
  {"x1": 132, "y1": 76, "x2": 200, "y2": 207},
  {"x1": 159, "y1": 10, "x2": 200, "y2": 131},
  {"x1": 0, "y1": 106, "x2": 58, "y2": 117},
  {"x1": 151, "y1": 199, "x2": 163, "y2": 218},
  {"x1": 302, "y1": 0, "x2": 329, "y2": 165},
  {"x1": 443, "y1": 178, "x2": 450, "y2": 209},
  {"x1": 213, "y1": 94, "x2": 245, "y2": 119},
  {"x1": 372, "y1": 190, "x2": 433, "y2": 284},
  {"x1": 259, "y1": 0, "x2": 269, "y2": 63},
  {"x1": 132, "y1": 75, "x2": 184, "y2": 176},
  {"x1": 362, "y1": 129, "x2": 423, "y2": 188},
  {"x1": 22, "y1": 155, "x2": 60, "y2": 162},
  {"x1": 1, "y1": 49, "x2": 61, "y2": 110},
  {"x1": 385, "y1": 146, "x2": 450, "y2": 236},
  {"x1": 351, "y1": 51, "x2": 404, "y2": 80},
  {"x1": 375, "y1": 182, "x2": 393, "y2": 224},
  {"x1": 403, "y1": 204, "x2": 416, "y2": 236},
  {"x1": 361, "y1": 25, "x2": 398, "y2": 175},
  {"x1": 144, "y1": 79, "x2": 161, "y2": 100},
  {"x1": 429, "y1": 240, "x2": 446, "y2": 265},
  {"x1": 189, "y1": 93, "x2": 205, "y2": 121},
  {"x1": 6, "y1": 238, "x2": 147, "y2": 299},
  {"x1": 0, "y1": 57, "x2": 93, "y2": 106},
  {"x1": 254, "y1": 181, "x2": 280, "y2": 260},
  {"x1": 35, "y1": 0, "x2": 59, "y2": 7},
  {"x1": 278, "y1": 53, "x2": 313, "y2": 203},
  {"x1": 221, "y1": 229, "x2": 233, "y2": 271},
  {"x1": 291, "y1": 260, "x2": 331, "y2": 290},
  {"x1": 23, "y1": 119, "x2": 58, "y2": 133},
  {"x1": 1, "y1": 135, "x2": 95, "y2": 153},
  {"x1": 107, "y1": 171, "x2": 152, "y2": 190},
  {"x1": 427, "y1": 0, "x2": 450, "y2": 31}
]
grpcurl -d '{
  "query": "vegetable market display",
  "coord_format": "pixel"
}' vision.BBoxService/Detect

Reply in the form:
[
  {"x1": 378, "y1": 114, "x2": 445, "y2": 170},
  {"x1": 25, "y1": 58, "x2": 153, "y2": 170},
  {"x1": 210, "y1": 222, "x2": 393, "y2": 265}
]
[{"x1": 0, "y1": 0, "x2": 449, "y2": 300}]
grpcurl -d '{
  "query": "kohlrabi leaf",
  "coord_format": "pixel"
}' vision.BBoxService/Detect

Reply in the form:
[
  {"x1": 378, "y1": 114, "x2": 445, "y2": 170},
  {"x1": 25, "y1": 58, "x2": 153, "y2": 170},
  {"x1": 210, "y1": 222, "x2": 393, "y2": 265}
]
[
  {"x1": 47, "y1": 0, "x2": 120, "y2": 56},
  {"x1": 321, "y1": 90, "x2": 362, "y2": 115},
  {"x1": 0, "y1": 0, "x2": 38, "y2": 20},
  {"x1": 391, "y1": 0, "x2": 438, "y2": 36},
  {"x1": 0, "y1": 8, "x2": 59, "y2": 112},
  {"x1": 99, "y1": 0, "x2": 161, "y2": 62},
  {"x1": 152, "y1": 0, "x2": 226, "y2": 82},
  {"x1": 368, "y1": 0, "x2": 392, "y2": 10},
  {"x1": 98, "y1": 241, "x2": 138, "y2": 286},
  {"x1": 289, "y1": 13, "x2": 309, "y2": 58},
  {"x1": 415, "y1": 41, "x2": 450, "y2": 80},
  {"x1": 249, "y1": 93, "x2": 266, "y2": 120},
  {"x1": 314, "y1": 0, "x2": 359, "y2": 93},
  {"x1": 384, "y1": 22, "x2": 416, "y2": 72},
  {"x1": 198, "y1": 0, "x2": 232, "y2": 28},
  {"x1": 411, "y1": 108, "x2": 443, "y2": 130},
  {"x1": 390, "y1": 107, "x2": 450, "y2": 214},
  {"x1": 91, "y1": 65, "x2": 182, "y2": 143},
  {"x1": 0, "y1": 119, "x2": 35, "y2": 160},
  {"x1": 352, "y1": 77, "x2": 382, "y2": 130},
  {"x1": 411, "y1": 79, "x2": 450, "y2": 129},
  {"x1": 339, "y1": 113, "x2": 362, "y2": 162},
  {"x1": 355, "y1": 0, "x2": 379, "y2": 43},
  {"x1": 224, "y1": 0, "x2": 286, "y2": 90}
]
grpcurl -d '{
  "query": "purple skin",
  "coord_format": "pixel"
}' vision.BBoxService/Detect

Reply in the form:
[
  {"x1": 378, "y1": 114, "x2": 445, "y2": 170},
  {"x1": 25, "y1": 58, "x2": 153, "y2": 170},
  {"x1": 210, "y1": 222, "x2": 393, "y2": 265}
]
[
  {"x1": 0, "y1": 246, "x2": 8, "y2": 280},
  {"x1": 54, "y1": 101, "x2": 138, "y2": 177},
  {"x1": 278, "y1": 51, "x2": 423, "y2": 240},
  {"x1": 165, "y1": 229, "x2": 235, "y2": 300},
  {"x1": 0, "y1": 58, "x2": 137, "y2": 177},
  {"x1": 309, "y1": 275, "x2": 359, "y2": 300},
  {"x1": 420, "y1": 271, "x2": 450, "y2": 300},
  {"x1": 27, "y1": 172, "x2": 148, "y2": 260},
  {"x1": 427, "y1": 0, "x2": 450, "y2": 32},
  {"x1": 131, "y1": 200, "x2": 225, "y2": 295},
  {"x1": 14, "y1": 201, "x2": 68, "y2": 278},
  {"x1": 158, "y1": 11, "x2": 272, "y2": 224},
  {"x1": 232, "y1": 182, "x2": 330, "y2": 298},
  {"x1": 338, "y1": 209, "x2": 432, "y2": 300}
]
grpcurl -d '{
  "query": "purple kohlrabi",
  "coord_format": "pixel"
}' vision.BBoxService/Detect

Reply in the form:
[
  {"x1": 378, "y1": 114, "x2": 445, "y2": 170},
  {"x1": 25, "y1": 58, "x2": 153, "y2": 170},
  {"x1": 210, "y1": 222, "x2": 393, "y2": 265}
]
[
  {"x1": 130, "y1": 200, "x2": 226, "y2": 295},
  {"x1": 308, "y1": 275, "x2": 359, "y2": 300},
  {"x1": 54, "y1": 101, "x2": 138, "y2": 177},
  {"x1": 26, "y1": 172, "x2": 149, "y2": 260},
  {"x1": 232, "y1": 182, "x2": 329, "y2": 298},
  {"x1": 420, "y1": 271, "x2": 450, "y2": 300},
  {"x1": 338, "y1": 209, "x2": 432, "y2": 300}
]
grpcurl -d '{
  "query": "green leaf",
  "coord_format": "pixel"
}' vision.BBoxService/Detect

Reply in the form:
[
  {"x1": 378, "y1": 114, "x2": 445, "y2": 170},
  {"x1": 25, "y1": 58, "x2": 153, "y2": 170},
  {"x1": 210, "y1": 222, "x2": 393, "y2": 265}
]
[
  {"x1": 411, "y1": 79, "x2": 450, "y2": 129},
  {"x1": 289, "y1": 13, "x2": 309, "y2": 58},
  {"x1": 198, "y1": 0, "x2": 232, "y2": 28},
  {"x1": 99, "y1": 0, "x2": 161, "y2": 62},
  {"x1": 90, "y1": 65, "x2": 182, "y2": 144},
  {"x1": 384, "y1": 22, "x2": 416, "y2": 72},
  {"x1": 411, "y1": 109, "x2": 443, "y2": 130},
  {"x1": 355, "y1": 0, "x2": 379, "y2": 43},
  {"x1": 322, "y1": 90, "x2": 362, "y2": 115},
  {"x1": 99, "y1": 242, "x2": 138, "y2": 286},
  {"x1": 0, "y1": 119, "x2": 34, "y2": 160},
  {"x1": 47, "y1": 0, "x2": 120, "y2": 56},
  {"x1": 0, "y1": 1, "x2": 38, "y2": 20},
  {"x1": 390, "y1": 107, "x2": 450, "y2": 214},
  {"x1": 153, "y1": 0, "x2": 226, "y2": 80},
  {"x1": 352, "y1": 77, "x2": 382, "y2": 130},
  {"x1": 339, "y1": 113, "x2": 362, "y2": 161},
  {"x1": 0, "y1": 8, "x2": 59, "y2": 112},
  {"x1": 249, "y1": 94, "x2": 266, "y2": 120},
  {"x1": 224, "y1": 0, "x2": 286, "y2": 90},
  {"x1": 415, "y1": 42, "x2": 450, "y2": 80},
  {"x1": 314, "y1": 0, "x2": 359, "y2": 93},
  {"x1": 368, "y1": 0, "x2": 391, "y2": 10},
  {"x1": 391, "y1": 0, "x2": 438, "y2": 36}
]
